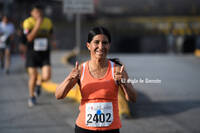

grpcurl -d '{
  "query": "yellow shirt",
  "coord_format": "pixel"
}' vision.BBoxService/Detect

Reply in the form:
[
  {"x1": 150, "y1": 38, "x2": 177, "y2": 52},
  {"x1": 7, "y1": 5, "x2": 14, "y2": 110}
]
[{"x1": 23, "y1": 17, "x2": 53, "y2": 37}]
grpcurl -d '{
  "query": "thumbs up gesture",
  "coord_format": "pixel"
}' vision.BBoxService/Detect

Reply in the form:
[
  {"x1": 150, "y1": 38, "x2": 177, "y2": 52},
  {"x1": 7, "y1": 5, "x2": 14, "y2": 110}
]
[
  {"x1": 114, "y1": 65, "x2": 126, "y2": 85},
  {"x1": 69, "y1": 61, "x2": 80, "y2": 80}
]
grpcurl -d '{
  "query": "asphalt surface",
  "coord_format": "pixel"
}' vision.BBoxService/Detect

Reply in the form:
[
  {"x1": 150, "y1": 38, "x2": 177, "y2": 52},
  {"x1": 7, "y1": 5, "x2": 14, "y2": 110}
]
[{"x1": 1, "y1": 51, "x2": 200, "y2": 133}]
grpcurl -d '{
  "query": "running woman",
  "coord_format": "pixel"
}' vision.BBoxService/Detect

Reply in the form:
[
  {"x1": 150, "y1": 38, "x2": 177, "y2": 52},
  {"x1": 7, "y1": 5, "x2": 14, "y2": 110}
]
[
  {"x1": 23, "y1": 5, "x2": 56, "y2": 107},
  {"x1": 55, "y1": 26, "x2": 137, "y2": 133}
]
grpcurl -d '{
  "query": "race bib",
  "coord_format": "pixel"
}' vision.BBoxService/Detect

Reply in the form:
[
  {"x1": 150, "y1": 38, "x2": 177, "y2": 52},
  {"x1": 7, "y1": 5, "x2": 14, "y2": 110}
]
[
  {"x1": 34, "y1": 38, "x2": 48, "y2": 51},
  {"x1": 85, "y1": 102, "x2": 113, "y2": 127},
  {"x1": 0, "y1": 42, "x2": 6, "y2": 48}
]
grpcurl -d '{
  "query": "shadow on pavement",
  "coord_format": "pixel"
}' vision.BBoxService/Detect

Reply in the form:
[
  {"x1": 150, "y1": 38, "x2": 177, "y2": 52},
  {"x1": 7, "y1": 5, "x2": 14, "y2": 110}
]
[{"x1": 129, "y1": 91, "x2": 200, "y2": 119}]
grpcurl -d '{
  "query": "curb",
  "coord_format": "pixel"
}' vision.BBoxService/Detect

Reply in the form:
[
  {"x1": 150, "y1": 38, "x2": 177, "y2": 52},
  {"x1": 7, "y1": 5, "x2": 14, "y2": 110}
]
[{"x1": 195, "y1": 49, "x2": 200, "y2": 57}]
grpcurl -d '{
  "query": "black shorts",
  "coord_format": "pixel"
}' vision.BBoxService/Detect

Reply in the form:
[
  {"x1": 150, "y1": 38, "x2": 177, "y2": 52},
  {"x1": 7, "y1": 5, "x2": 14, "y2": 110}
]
[
  {"x1": 75, "y1": 125, "x2": 120, "y2": 133},
  {"x1": 0, "y1": 48, "x2": 5, "y2": 54},
  {"x1": 26, "y1": 50, "x2": 50, "y2": 68}
]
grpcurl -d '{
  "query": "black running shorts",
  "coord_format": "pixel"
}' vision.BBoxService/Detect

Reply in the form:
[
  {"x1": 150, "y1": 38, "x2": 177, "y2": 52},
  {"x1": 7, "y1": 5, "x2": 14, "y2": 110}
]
[
  {"x1": 75, "y1": 125, "x2": 120, "y2": 133},
  {"x1": 25, "y1": 50, "x2": 50, "y2": 68}
]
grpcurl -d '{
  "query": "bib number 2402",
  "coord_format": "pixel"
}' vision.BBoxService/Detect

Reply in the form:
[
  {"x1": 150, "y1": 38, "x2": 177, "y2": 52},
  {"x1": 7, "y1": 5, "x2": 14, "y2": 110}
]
[{"x1": 85, "y1": 102, "x2": 113, "y2": 127}]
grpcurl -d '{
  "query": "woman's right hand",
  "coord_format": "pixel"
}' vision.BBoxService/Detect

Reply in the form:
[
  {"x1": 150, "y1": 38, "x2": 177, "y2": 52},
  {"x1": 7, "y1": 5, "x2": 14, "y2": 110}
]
[
  {"x1": 68, "y1": 61, "x2": 80, "y2": 81},
  {"x1": 55, "y1": 61, "x2": 80, "y2": 99}
]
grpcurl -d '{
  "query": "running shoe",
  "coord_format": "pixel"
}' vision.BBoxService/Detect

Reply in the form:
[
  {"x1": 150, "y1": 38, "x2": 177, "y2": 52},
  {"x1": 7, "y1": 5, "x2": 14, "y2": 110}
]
[
  {"x1": 5, "y1": 69, "x2": 9, "y2": 75},
  {"x1": 28, "y1": 96, "x2": 36, "y2": 107}
]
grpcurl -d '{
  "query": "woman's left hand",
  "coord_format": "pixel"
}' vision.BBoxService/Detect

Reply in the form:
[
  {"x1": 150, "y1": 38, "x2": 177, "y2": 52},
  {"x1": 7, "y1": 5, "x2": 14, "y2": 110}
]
[
  {"x1": 114, "y1": 65, "x2": 137, "y2": 102},
  {"x1": 114, "y1": 65, "x2": 127, "y2": 85}
]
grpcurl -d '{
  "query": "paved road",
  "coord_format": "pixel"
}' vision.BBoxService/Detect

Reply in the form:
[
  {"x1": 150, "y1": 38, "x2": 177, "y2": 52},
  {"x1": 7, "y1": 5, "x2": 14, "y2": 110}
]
[{"x1": 0, "y1": 51, "x2": 200, "y2": 133}]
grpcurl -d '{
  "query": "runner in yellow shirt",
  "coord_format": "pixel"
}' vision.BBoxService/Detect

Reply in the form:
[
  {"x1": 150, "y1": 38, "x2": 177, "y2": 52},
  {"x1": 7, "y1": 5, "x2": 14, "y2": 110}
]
[{"x1": 22, "y1": 5, "x2": 56, "y2": 107}]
